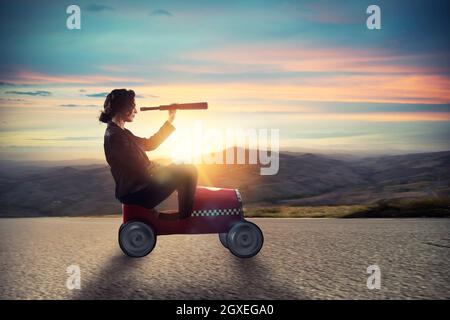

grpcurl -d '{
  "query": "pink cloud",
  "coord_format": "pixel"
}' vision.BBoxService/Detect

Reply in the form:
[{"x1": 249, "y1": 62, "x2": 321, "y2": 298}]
[
  {"x1": 296, "y1": 2, "x2": 361, "y2": 24},
  {"x1": 182, "y1": 44, "x2": 444, "y2": 75},
  {"x1": 2, "y1": 70, "x2": 146, "y2": 85},
  {"x1": 294, "y1": 112, "x2": 450, "y2": 122},
  {"x1": 169, "y1": 43, "x2": 450, "y2": 104}
]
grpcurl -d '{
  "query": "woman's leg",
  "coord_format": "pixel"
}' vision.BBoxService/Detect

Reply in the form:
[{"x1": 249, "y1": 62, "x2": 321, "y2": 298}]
[
  {"x1": 153, "y1": 164, "x2": 198, "y2": 218},
  {"x1": 148, "y1": 164, "x2": 198, "y2": 218},
  {"x1": 119, "y1": 183, "x2": 175, "y2": 209},
  {"x1": 120, "y1": 164, "x2": 198, "y2": 218},
  {"x1": 174, "y1": 164, "x2": 198, "y2": 218}
]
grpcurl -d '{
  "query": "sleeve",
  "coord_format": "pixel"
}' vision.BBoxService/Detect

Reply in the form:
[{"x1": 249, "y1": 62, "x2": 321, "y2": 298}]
[{"x1": 127, "y1": 121, "x2": 176, "y2": 151}]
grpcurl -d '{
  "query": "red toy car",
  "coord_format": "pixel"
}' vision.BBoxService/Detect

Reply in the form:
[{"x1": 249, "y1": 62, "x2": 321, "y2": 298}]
[{"x1": 118, "y1": 186, "x2": 264, "y2": 258}]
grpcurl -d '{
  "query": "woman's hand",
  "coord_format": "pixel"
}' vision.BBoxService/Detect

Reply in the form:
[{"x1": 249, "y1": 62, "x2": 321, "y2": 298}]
[{"x1": 168, "y1": 109, "x2": 176, "y2": 123}]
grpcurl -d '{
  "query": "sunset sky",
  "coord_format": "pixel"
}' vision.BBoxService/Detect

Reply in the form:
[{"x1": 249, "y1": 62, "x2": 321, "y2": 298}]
[{"x1": 0, "y1": 0, "x2": 449, "y2": 161}]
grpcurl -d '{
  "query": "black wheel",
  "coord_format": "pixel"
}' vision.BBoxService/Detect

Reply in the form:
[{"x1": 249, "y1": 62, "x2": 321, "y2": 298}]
[
  {"x1": 119, "y1": 222, "x2": 125, "y2": 234},
  {"x1": 118, "y1": 221, "x2": 156, "y2": 258},
  {"x1": 227, "y1": 221, "x2": 263, "y2": 258},
  {"x1": 218, "y1": 233, "x2": 228, "y2": 248}
]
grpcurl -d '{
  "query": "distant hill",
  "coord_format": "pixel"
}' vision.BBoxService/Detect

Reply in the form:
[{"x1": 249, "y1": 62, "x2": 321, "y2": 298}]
[{"x1": 0, "y1": 150, "x2": 449, "y2": 217}]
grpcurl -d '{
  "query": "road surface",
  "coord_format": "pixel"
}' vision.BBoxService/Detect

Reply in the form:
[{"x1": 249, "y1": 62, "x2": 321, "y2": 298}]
[{"x1": 0, "y1": 217, "x2": 449, "y2": 299}]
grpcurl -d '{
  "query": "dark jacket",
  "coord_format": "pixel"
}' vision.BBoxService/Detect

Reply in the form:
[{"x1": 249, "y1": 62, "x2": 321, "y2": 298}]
[{"x1": 104, "y1": 120, "x2": 175, "y2": 199}]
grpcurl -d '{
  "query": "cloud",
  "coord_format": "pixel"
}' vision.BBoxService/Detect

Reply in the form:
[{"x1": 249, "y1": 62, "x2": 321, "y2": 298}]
[
  {"x1": 184, "y1": 44, "x2": 443, "y2": 75},
  {"x1": 172, "y1": 43, "x2": 450, "y2": 104},
  {"x1": 5, "y1": 90, "x2": 51, "y2": 96},
  {"x1": 29, "y1": 137, "x2": 100, "y2": 141},
  {"x1": 4, "y1": 70, "x2": 147, "y2": 85},
  {"x1": 86, "y1": 92, "x2": 109, "y2": 98},
  {"x1": 308, "y1": 112, "x2": 450, "y2": 122},
  {"x1": 85, "y1": 4, "x2": 113, "y2": 12},
  {"x1": 0, "y1": 98, "x2": 27, "y2": 102},
  {"x1": 0, "y1": 81, "x2": 17, "y2": 86},
  {"x1": 85, "y1": 92, "x2": 147, "y2": 99},
  {"x1": 151, "y1": 9, "x2": 172, "y2": 16},
  {"x1": 295, "y1": 131, "x2": 370, "y2": 139},
  {"x1": 287, "y1": 2, "x2": 360, "y2": 25},
  {"x1": 59, "y1": 104, "x2": 98, "y2": 108}
]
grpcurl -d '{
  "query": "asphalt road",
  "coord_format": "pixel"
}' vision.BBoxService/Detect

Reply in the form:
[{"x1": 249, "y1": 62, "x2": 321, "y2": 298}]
[{"x1": 0, "y1": 217, "x2": 449, "y2": 299}]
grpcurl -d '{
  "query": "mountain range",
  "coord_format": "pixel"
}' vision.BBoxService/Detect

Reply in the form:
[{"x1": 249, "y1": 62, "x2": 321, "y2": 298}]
[{"x1": 0, "y1": 149, "x2": 449, "y2": 217}]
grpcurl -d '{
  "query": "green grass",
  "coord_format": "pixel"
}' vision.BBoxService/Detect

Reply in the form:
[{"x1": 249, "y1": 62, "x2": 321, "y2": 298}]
[
  {"x1": 244, "y1": 196, "x2": 450, "y2": 218},
  {"x1": 244, "y1": 204, "x2": 370, "y2": 218}
]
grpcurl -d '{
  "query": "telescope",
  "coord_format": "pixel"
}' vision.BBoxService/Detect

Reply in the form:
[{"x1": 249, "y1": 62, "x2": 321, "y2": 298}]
[{"x1": 140, "y1": 102, "x2": 208, "y2": 111}]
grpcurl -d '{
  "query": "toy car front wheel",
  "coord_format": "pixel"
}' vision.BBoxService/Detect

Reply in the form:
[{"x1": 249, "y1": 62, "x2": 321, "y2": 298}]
[
  {"x1": 119, "y1": 221, "x2": 156, "y2": 258},
  {"x1": 218, "y1": 233, "x2": 228, "y2": 248},
  {"x1": 227, "y1": 221, "x2": 263, "y2": 258}
]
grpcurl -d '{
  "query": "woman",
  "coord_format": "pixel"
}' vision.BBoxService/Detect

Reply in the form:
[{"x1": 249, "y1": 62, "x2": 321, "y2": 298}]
[{"x1": 99, "y1": 89, "x2": 198, "y2": 219}]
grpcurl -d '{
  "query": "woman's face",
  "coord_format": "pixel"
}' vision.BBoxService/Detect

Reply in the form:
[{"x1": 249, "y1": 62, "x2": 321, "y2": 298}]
[{"x1": 123, "y1": 99, "x2": 137, "y2": 122}]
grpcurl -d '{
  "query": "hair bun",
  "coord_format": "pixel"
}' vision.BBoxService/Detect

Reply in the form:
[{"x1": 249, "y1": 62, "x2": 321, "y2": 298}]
[{"x1": 99, "y1": 89, "x2": 135, "y2": 123}]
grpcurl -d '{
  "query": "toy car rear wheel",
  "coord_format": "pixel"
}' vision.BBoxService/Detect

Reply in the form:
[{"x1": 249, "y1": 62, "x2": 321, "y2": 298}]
[
  {"x1": 227, "y1": 221, "x2": 263, "y2": 258},
  {"x1": 218, "y1": 233, "x2": 228, "y2": 248},
  {"x1": 119, "y1": 221, "x2": 156, "y2": 258}
]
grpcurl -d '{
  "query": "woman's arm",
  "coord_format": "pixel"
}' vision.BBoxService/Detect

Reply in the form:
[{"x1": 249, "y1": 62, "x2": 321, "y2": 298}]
[
  {"x1": 128, "y1": 121, "x2": 176, "y2": 151},
  {"x1": 128, "y1": 110, "x2": 176, "y2": 151}
]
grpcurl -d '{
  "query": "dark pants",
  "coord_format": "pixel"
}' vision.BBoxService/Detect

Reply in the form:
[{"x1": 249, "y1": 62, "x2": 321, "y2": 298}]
[{"x1": 119, "y1": 164, "x2": 198, "y2": 218}]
